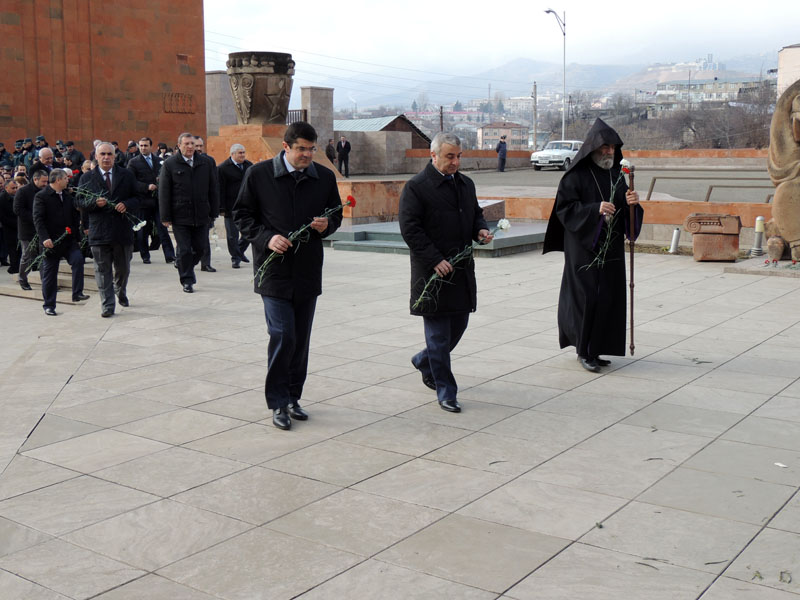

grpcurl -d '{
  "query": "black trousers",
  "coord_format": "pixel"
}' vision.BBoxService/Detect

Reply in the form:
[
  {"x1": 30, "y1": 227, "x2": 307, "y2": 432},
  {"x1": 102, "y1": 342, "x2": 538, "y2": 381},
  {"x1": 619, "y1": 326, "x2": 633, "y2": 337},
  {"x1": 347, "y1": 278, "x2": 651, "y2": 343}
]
[
  {"x1": 41, "y1": 246, "x2": 84, "y2": 310},
  {"x1": 172, "y1": 224, "x2": 206, "y2": 285},
  {"x1": 411, "y1": 313, "x2": 470, "y2": 403}
]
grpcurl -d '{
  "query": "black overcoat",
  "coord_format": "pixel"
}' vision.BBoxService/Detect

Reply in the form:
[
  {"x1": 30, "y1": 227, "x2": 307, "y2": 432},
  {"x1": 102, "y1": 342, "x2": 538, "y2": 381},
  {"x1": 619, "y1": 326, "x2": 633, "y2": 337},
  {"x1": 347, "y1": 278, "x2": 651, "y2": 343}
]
[
  {"x1": 0, "y1": 190, "x2": 17, "y2": 233},
  {"x1": 13, "y1": 181, "x2": 42, "y2": 240},
  {"x1": 399, "y1": 162, "x2": 488, "y2": 316},
  {"x1": 543, "y1": 118, "x2": 644, "y2": 357},
  {"x1": 218, "y1": 157, "x2": 253, "y2": 215},
  {"x1": 32, "y1": 186, "x2": 82, "y2": 257},
  {"x1": 233, "y1": 153, "x2": 342, "y2": 300},
  {"x1": 77, "y1": 166, "x2": 139, "y2": 246},
  {"x1": 127, "y1": 153, "x2": 162, "y2": 211},
  {"x1": 158, "y1": 153, "x2": 219, "y2": 227}
]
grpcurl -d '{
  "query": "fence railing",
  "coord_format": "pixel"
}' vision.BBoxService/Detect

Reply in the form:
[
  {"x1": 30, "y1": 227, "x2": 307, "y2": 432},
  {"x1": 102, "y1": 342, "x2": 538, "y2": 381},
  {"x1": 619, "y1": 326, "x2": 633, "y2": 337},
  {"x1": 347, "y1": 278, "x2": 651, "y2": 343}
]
[{"x1": 286, "y1": 109, "x2": 308, "y2": 125}]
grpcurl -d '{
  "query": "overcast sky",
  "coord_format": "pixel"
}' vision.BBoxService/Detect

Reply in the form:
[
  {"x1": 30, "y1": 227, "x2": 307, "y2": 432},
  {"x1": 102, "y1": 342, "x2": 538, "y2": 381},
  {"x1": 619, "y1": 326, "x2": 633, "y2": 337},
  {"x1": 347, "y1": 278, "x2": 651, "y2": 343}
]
[{"x1": 203, "y1": 0, "x2": 798, "y2": 104}]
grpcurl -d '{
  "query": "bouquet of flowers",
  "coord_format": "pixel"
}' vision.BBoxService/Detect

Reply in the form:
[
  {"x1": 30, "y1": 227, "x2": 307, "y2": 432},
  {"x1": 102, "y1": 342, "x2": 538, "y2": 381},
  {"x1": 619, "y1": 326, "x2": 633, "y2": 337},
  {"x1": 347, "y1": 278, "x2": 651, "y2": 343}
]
[
  {"x1": 73, "y1": 187, "x2": 147, "y2": 232},
  {"x1": 582, "y1": 159, "x2": 631, "y2": 271},
  {"x1": 27, "y1": 227, "x2": 71, "y2": 272},
  {"x1": 253, "y1": 195, "x2": 356, "y2": 285},
  {"x1": 412, "y1": 219, "x2": 511, "y2": 311}
]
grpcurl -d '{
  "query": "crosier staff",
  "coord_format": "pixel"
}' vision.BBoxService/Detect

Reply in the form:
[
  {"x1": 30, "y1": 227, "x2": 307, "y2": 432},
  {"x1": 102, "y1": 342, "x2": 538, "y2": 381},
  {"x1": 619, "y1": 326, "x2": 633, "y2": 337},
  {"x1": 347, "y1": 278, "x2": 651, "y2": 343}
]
[{"x1": 622, "y1": 161, "x2": 635, "y2": 356}]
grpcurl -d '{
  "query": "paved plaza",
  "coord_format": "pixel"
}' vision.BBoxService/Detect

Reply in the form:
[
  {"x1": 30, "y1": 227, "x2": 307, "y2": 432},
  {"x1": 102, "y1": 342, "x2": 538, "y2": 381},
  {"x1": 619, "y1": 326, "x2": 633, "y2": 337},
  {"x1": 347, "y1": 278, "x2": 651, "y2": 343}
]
[{"x1": 2, "y1": 244, "x2": 800, "y2": 599}]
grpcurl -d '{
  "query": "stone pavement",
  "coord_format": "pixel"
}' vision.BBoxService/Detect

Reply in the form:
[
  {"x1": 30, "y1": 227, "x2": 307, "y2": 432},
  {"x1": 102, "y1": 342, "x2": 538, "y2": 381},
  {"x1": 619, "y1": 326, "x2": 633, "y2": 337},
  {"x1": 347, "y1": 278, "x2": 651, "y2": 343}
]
[{"x1": 2, "y1": 247, "x2": 800, "y2": 599}]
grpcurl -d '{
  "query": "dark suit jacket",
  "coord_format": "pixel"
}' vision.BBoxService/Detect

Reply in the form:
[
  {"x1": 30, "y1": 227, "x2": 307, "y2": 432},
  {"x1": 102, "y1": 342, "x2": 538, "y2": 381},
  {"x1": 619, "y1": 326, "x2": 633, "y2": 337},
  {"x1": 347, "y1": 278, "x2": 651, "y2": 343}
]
[
  {"x1": 0, "y1": 190, "x2": 16, "y2": 232},
  {"x1": 13, "y1": 181, "x2": 43, "y2": 240},
  {"x1": 32, "y1": 186, "x2": 82, "y2": 256},
  {"x1": 127, "y1": 153, "x2": 162, "y2": 211},
  {"x1": 336, "y1": 141, "x2": 351, "y2": 159},
  {"x1": 218, "y1": 157, "x2": 253, "y2": 215},
  {"x1": 159, "y1": 153, "x2": 219, "y2": 227},
  {"x1": 77, "y1": 166, "x2": 139, "y2": 246}
]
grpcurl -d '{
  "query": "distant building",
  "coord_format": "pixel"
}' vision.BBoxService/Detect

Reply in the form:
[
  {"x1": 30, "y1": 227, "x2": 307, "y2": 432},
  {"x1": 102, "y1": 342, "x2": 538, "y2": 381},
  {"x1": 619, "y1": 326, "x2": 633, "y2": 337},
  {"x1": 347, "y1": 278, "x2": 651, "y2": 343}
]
[
  {"x1": 476, "y1": 121, "x2": 528, "y2": 150},
  {"x1": 648, "y1": 77, "x2": 777, "y2": 118},
  {"x1": 334, "y1": 115, "x2": 430, "y2": 149},
  {"x1": 778, "y1": 44, "x2": 800, "y2": 97}
]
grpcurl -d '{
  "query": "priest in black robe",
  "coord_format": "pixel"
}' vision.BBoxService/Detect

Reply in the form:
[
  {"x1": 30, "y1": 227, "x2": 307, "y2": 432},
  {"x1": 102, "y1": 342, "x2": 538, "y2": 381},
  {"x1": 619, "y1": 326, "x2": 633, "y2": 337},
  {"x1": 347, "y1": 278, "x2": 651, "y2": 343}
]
[{"x1": 543, "y1": 118, "x2": 643, "y2": 372}]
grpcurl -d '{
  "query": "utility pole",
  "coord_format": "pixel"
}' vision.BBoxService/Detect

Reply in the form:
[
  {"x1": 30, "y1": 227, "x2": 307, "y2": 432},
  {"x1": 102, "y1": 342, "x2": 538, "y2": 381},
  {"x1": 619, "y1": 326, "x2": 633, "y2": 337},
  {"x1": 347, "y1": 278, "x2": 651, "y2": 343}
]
[
  {"x1": 439, "y1": 106, "x2": 444, "y2": 132},
  {"x1": 532, "y1": 82, "x2": 538, "y2": 151}
]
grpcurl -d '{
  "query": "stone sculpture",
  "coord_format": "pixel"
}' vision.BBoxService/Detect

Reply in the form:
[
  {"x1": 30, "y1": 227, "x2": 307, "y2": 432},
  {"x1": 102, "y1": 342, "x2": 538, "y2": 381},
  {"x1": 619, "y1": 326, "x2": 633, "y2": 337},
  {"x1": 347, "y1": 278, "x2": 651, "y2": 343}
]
[
  {"x1": 226, "y1": 52, "x2": 295, "y2": 125},
  {"x1": 768, "y1": 78, "x2": 800, "y2": 261}
]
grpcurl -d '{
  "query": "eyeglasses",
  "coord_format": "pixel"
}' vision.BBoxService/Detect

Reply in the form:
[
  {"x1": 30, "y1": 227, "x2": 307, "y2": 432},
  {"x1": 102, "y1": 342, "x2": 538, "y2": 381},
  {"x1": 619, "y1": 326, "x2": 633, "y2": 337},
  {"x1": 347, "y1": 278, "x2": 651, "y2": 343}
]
[{"x1": 293, "y1": 145, "x2": 316, "y2": 154}]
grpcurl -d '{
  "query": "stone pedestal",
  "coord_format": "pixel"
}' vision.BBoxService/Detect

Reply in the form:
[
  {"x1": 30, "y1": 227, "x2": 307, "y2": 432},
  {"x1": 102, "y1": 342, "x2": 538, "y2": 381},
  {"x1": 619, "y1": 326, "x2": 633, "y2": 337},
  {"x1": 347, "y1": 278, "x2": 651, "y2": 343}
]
[
  {"x1": 684, "y1": 213, "x2": 742, "y2": 261},
  {"x1": 301, "y1": 87, "x2": 334, "y2": 151},
  {"x1": 226, "y1": 52, "x2": 294, "y2": 125}
]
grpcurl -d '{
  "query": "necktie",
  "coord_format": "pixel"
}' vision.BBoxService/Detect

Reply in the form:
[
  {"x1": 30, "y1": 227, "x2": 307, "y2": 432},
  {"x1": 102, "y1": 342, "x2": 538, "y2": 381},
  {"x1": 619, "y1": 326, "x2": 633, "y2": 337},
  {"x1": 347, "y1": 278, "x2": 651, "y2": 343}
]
[
  {"x1": 444, "y1": 174, "x2": 454, "y2": 181},
  {"x1": 238, "y1": 163, "x2": 244, "y2": 171},
  {"x1": 104, "y1": 171, "x2": 111, "y2": 191},
  {"x1": 145, "y1": 155, "x2": 152, "y2": 168}
]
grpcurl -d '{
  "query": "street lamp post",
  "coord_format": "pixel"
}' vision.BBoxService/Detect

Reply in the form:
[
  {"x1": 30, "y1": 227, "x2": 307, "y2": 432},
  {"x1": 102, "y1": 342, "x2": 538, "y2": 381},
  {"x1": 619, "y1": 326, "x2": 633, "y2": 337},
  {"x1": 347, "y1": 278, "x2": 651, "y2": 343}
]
[{"x1": 545, "y1": 8, "x2": 566, "y2": 140}]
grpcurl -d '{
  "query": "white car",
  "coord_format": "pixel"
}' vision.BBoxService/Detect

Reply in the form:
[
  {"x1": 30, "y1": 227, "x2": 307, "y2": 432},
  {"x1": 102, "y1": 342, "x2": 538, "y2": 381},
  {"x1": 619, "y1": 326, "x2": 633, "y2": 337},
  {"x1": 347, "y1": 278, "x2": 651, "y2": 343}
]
[{"x1": 530, "y1": 140, "x2": 583, "y2": 171}]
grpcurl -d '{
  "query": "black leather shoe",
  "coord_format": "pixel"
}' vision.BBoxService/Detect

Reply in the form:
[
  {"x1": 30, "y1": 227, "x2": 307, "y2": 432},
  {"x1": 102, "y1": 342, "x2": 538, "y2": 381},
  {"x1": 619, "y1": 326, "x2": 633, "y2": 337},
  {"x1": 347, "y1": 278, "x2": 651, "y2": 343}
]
[
  {"x1": 439, "y1": 399, "x2": 461, "y2": 413},
  {"x1": 73, "y1": 293, "x2": 90, "y2": 301},
  {"x1": 201, "y1": 265, "x2": 216, "y2": 272},
  {"x1": 173, "y1": 261, "x2": 178, "y2": 269},
  {"x1": 287, "y1": 402, "x2": 308, "y2": 421},
  {"x1": 411, "y1": 359, "x2": 436, "y2": 390},
  {"x1": 593, "y1": 357, "x2": 611, "y2": 367},
  {"x1": 44, "y1": 307, "x2": 57, "y2": 316},
  {"x1": 232, "y1": 261, "x2": 240, "y2": 269},
  {"x1": 578, "y1": 356, "x2": 599, "y2": 372},
  {"x1": 19, "y1": 282, "x2": 32, "y2": 291},
  {"x1": 182, "y1": 283, "x2": 193, "y2": 293},
  {"x1": 240, "y1": 255, "x2": 249, "y2": 263},
  {"x1": 272, "y1": 408, "x2": 291, "y2": 430},
  {"x1": 118, "y1": 295, "x2": 129, "y2": 307},
  {"x1": 101, "y1": 310, "x2": 113, "y2": 318},
  {"x1": 166, "y1": 256, "x2": 175, "y2": 263},
  {"x1": 142, "y1": 258, "x2": 151, "y2": 264}
]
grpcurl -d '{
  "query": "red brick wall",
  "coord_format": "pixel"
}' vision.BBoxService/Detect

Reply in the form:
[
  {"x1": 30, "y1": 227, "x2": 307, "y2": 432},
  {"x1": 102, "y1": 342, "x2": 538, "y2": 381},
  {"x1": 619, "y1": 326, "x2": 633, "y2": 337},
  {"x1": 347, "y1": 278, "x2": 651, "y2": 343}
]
[{"x1": 0, "y1": 0, "x2": 206, "y2": 153}]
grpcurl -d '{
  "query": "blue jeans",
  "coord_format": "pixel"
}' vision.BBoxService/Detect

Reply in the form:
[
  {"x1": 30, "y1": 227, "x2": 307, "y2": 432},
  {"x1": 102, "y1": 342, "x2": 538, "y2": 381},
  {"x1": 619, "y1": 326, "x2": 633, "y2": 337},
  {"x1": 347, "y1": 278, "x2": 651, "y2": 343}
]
[
  {"x1": 412, "y1": 313, "x2": 469, "y2": 403},
  {"x1": 261, "y1": 295, "x2": 317, "y2": 410}
]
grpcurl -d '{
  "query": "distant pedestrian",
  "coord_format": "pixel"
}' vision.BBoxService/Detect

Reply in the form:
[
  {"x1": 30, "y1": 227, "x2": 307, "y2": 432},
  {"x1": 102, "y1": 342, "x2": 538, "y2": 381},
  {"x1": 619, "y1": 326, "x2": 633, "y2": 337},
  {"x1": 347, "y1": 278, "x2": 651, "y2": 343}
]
[
  {"x1": 218, "y1": 143, "x2": 252, "y2": 268},
  {"x1": 495, "y1": 135, "x2": 507, "y2": 172},
  {"x1": 336, "y1": 135, "x2": 351, "y2": 177},
  {"x1": 325, "y1": 138, "x2": 336, "y2": 164}
]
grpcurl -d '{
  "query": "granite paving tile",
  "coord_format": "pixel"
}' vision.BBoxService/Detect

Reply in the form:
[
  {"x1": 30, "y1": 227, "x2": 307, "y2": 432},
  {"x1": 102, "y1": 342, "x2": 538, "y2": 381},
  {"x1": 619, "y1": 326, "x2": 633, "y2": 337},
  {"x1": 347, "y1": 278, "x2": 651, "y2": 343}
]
[
  {"x1": 322, "y1": 385, "x2": 432, "y2": 414},
  {"x1": 0, "y1": 569, "x2": 71, "y2": 599},
  {"x1": 582, "y1": 501, "x2": 760, "y2": 573},
  {"x1": 128, "y1": 378, "x2": 247, "y2": 406},
  {"x1": 658, "y1": 384, "x2": 770, "y2": 415},
  {"x1": 638, "y1": 467, "x2": 796, "y2": 526},
  {"x1": 722, "y1": 416, "x2": 800, "y2": 452},
  {"x1": 726, "y1": 528, "x2": 800, "y2": 595},
  {"x1": 17, "y1": 414, "x2": 103, "y2": 453},
  {"x1": 296, "y1": 373, "x2": 369, "y2": 401},
  {"x1": 683, "y1": 439, "x2": 800, "y2": 487},
  {"x1": 92, "y1": 574, "x2": 219, "y2": 599},
  {"x1": 622, "y1": 401, "x2": 743, "y2": 437},
  {"x1": 93, "y1": 446, "x2": 248, "y2": 497},
  {"x1": 424, "y1": 431, "x2": 556, "y2": 475},
  {"x1": 198, "y1": 363, "x2": 266, "y2": 389},
  {"x1": 0, "y1": 475, "x2": 158, "y2": 536},
  {"x1": 173, "y1": 465, "x2": 338, "y2": 524},
  {"x1": 257, "y1": 402, "x2": 386, "y2": 437},
  {"x1": 192, "y1": 389, "x2": 273, "y2": 421},
  {"x1": 49, "y1": 394, "x2": 175, "y2": 428},
  {"x1": 693, "y1": 369, "x2": 795, "y2": 396},
  {"x1": 399, "y1": 399, "x2": 522, "y2": 431},
  {"x1": 157, "y1": 527, "x2": 362, "y2": 600},
  {"x1": 265, "y1": 439, "x2": 409, "y2": 487},
  {"x1": 0, "y1": 456, "x2": 78, "y2": 502},
  {"x1": 755, "y1": 394, "x2": 800, "y2": 423},
  {"x1": 770, "y1": 494, "x2": 800, "y2": 534},
  {"x1": 22, "y1": 429, "x2": 170, "y2": 473},
  {"x1": 267, "y1": 489, "x2": 445, "y2": 556},
  {"x1": 298, "y1": 559, "x2": 495, "y2": 599},
  {"x1": 482, "y1": 409, "x2": 601, "y2": 448},
  {"x1": 0, "y1": 539, "x2": 145, "y2": 599},
  {"x1": 0, "y1": 516, "x2": 52, "y2": 558},
  {"x1": 336, "y1": 416, "x2": 470, "y2": 455},
  {"x1": 184, "y1": 423, "x2": 325, "y2": 464},
  {"x1": 63, "y1": 499, "x2": 252, "y2": 571},
  {"x1": 377, "y1": 514, "x2": 569, "y2": 593},
  {"x1": 576, "y1": 373, "x2": 683, "y2": 401},
  {"x1": 460, "y1": 478, "x2": 626, "y2": 540},
  {"x1": 113, "y1": 408, "x2": 246, "y2": 445},
  {"x1": 532, "y1": 389, "x2": 649, "y2": 427},
  {"x1": 353, "y1": 457, "x2": 509, "y2": 511},
  {"x1": 505, "y1": 542, "x2": 713, "y2": 600},
  {"x1": 701, "y1": 576, "x2": 800, "y2": 600},
  {"x1": 458, "y1": 379, "x2": 563, "y2": 409},
  {"x1": 499, "y1": 364, "x2": 601, "y2": 389}
]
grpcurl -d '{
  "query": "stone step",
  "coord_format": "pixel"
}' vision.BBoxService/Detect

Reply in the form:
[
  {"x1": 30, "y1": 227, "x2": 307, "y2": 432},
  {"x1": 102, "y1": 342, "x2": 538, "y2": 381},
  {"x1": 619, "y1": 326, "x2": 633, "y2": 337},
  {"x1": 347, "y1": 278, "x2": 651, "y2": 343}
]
[
  {"x1": 28, "y1": 271, "x2": 99, "y2": 292},
  {"x1": 332, "y1": 240, "x2": 410, "y2": 255},
  {"x1": 0, "y1": 283, "x2": 88, "y2": 305}
]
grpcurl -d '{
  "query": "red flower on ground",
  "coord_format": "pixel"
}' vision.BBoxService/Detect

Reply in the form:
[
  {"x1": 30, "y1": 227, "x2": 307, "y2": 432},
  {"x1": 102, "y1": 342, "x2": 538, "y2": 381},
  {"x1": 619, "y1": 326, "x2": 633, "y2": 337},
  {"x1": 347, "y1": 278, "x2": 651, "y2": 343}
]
[{"x1": 346, "y1": 195, "x2": 356, "y2": 208}]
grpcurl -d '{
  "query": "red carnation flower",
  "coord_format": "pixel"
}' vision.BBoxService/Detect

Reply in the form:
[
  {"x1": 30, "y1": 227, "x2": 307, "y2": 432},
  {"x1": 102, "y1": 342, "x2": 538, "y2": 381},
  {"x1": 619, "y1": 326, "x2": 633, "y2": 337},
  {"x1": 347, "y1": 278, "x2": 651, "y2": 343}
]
[
  {"x1": 346, "y1": 195, "x2": 356, "y2": 208},
  {"x1": 65, "y1": 227, "x2": 72, "y2": 234},
  {"x1": 622, "y1": 167, "x2": 631, "y2": 174}
]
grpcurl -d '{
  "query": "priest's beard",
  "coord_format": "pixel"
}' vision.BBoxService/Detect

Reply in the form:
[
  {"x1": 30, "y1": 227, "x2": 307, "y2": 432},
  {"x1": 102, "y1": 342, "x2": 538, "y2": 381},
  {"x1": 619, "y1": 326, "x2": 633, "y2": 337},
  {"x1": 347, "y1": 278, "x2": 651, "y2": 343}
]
[{"x1": 591, "y1": 149, "x2": 613, "y2": 170}]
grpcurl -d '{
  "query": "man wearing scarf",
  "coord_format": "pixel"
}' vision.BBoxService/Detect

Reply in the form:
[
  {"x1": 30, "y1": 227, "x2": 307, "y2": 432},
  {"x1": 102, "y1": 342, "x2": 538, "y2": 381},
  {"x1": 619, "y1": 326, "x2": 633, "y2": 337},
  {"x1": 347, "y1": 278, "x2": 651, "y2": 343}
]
[{"x1": 543, "y1": 118, "x2": 643, "y2": 372}]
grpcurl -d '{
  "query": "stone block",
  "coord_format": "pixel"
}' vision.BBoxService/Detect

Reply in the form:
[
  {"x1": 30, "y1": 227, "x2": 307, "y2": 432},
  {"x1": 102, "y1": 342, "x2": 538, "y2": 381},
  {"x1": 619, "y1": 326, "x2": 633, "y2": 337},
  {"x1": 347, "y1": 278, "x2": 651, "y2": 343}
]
[{"x1": 684, "y1": 213, "x2": 741, "y2": 262}]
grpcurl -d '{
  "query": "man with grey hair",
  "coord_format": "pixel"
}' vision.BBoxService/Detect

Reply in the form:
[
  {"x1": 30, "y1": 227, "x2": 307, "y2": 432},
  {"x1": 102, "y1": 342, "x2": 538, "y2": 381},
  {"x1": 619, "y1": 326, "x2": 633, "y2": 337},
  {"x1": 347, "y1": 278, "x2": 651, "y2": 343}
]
[
  {"x1": 159, "y1": 132, "x2": 219, "y2": 293},
  {"x1": 30, "y1": 147, "x2": 54, "y2": 175},
  {"x1": 399, "y1": 132, "x2": 492, "y2": 413},
  {"x1": 218, "y1": 143, "x2": 253, "y2": 268}
]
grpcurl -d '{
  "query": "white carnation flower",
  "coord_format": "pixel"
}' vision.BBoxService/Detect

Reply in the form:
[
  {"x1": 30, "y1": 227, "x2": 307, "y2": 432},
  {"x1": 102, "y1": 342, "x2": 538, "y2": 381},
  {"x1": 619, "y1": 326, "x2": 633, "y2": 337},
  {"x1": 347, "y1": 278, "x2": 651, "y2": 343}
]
[
  {"x1": 132, "y1": 221, "x2": 146, "y2": 232},
  {"x1": 619, "y1": 158, "x2": 631, "y2": 169},
  {"x1": 497, "y1": 218, "x2": 511, "y2": 231}
]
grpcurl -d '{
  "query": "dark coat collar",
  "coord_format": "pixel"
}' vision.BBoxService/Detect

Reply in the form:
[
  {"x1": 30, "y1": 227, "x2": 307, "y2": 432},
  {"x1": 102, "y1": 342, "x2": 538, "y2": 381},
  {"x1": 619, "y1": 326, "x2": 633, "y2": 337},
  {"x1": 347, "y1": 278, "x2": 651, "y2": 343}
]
[{"x1": 273, "y1": 151, "x2": 319, "y2": 180}]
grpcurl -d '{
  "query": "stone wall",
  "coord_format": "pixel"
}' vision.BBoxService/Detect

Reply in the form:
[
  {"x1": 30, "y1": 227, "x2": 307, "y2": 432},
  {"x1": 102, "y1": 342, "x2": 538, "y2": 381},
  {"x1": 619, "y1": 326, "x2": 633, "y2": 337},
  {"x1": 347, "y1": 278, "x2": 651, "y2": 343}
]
[
  {"x1": 206, "y1": 71, "x2": 237, "y2": 137},
  {"x1": 0, "y1": 0, "x2": 206, "y2": 152},
  {"x1": 405, "y1": 149, "x2": 532, "y2": 173},
  {"x1": 333, "y1": 131, "x2": 414, "y2": 175}
]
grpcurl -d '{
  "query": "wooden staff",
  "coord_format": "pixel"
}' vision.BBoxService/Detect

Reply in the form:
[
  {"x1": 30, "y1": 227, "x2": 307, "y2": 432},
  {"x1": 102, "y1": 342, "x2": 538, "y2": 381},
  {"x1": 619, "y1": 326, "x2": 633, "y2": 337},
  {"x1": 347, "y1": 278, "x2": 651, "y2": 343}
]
[{"x1": 627, "y1": 165, "x2": 636, "y2": 356}]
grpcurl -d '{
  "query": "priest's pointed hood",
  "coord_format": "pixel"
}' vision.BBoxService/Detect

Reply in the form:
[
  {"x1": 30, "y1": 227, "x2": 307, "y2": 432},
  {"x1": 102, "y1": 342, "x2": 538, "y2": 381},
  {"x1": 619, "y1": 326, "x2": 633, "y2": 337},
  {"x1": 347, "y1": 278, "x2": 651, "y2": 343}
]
[{"x1": 567, "y1": 118, "x2": 624, "y2": 172}]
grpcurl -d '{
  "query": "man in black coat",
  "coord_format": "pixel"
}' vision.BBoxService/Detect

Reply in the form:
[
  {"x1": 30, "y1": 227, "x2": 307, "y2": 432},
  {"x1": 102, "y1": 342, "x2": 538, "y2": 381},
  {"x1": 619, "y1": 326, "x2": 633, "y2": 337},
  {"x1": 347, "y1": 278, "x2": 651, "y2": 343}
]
[
  {"x1": 0, "y1": 178, "x2": 20, "y2": 274},
  {"x1": 336, "y1": 135, "x2": 351, "y2": 177},
  {"x1": 159, "y1": 132, "x2": 219, "y2": 293},
  {"x1": 218, "y1": 143, "x2": 252, "y2": 268},
  {"x1": 64, "y1": 141, "x2": 85, "y2": 167},
  {"x1": 30, "y1": 147, "x2": 55, "y2": 176},
  {"x1": 234, "y1": 121, "x2": 342, "y2": 430},
  {"x1": 32, "y1": 169, "x2": 87, "y2": 315},
  {"x1": 127, "y1": 137, "x2": 175, "y2": 264},
  {"x1": 14, "y1": 170, "x2": 48, "y2": 290},
  {"x1": 194, "y1": 137, "x2": 220, "y2": 273},
  {"x1": 77, "y1": 142, "x2": 139, "y2": 317},
  {"x1": 400, "y1": 132, "x2": 491, "y2": 413},
  {"x1": 543, "y1": 118, "x2": 643, "y2": 372}
]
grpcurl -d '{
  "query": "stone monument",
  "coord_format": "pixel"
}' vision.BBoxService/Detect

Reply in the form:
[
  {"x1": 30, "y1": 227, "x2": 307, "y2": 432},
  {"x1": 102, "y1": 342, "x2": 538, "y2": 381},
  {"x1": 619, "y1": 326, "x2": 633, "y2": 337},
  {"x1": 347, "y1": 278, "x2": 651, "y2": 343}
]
[
  {"x1": 768, "y1": 78, "x2": 800, "y2": 261},
  {"x1": 226, "y1": 52, "x2": 295, "y2": 125}
]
